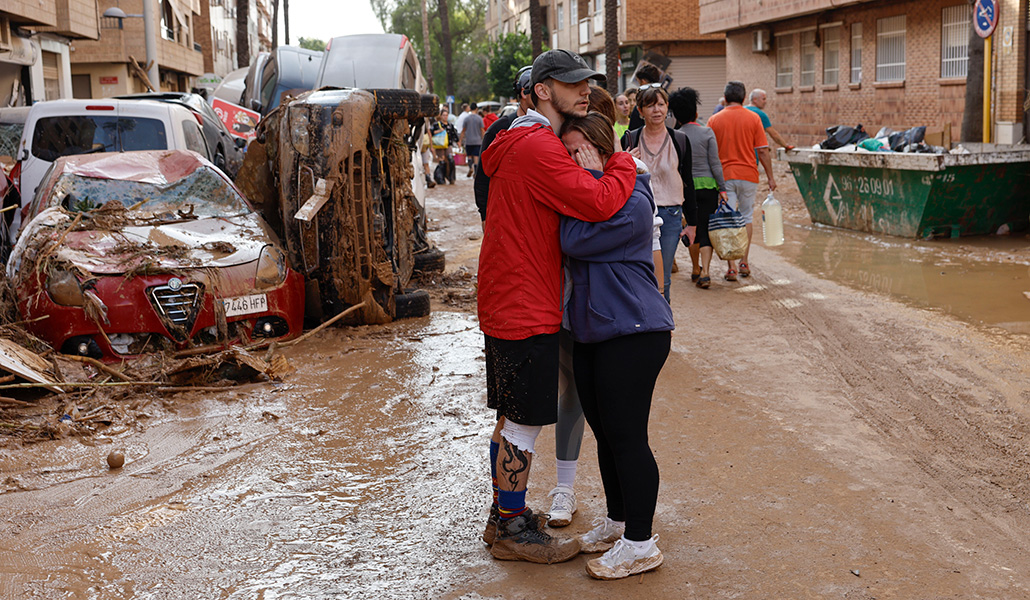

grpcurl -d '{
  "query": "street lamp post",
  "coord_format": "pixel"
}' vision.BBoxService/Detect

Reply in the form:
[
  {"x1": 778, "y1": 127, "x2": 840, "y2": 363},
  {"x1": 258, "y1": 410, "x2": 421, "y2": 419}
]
[{"x1": 103, "y1": 0, "x2": 160, "y2": 91}]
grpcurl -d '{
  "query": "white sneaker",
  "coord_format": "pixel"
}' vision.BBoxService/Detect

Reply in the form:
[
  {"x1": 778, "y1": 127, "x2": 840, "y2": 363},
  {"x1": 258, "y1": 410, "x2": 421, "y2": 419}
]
[
  {"x1": 586, "y1": 535, "x2": 663, "y2": 580},
  {"x1": 547, "y1": 485, "x2": 577, "y2": 527},
  {"x1": 578, "y1": 516, "x2": 625, "y2": 553}
]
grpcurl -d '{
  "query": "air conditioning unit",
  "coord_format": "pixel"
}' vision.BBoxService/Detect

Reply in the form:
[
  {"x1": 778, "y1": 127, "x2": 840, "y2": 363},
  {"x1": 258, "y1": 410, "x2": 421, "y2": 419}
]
[{"x1": 752, "y1": 29, "x2": 771, "y2": 53}]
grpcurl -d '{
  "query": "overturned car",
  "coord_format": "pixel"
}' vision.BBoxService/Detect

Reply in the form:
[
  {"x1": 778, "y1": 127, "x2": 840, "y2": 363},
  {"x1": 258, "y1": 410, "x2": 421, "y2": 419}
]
[
  {"x1": 7, "y1": 150, "x2": 305, "y2": 361},
  {"x1": 237, "y1": 87, "x2": 441, "y2": 325}
]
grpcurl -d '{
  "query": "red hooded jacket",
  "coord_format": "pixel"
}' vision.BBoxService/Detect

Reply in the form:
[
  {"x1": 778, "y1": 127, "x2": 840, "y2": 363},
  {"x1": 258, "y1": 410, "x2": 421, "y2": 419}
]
[{"x1": 478, "y1": 115, "x2": 637, "y2": 340}]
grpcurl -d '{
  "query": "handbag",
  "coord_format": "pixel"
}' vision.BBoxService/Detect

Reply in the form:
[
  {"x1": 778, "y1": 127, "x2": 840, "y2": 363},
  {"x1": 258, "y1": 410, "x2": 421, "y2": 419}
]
[
  {"x1": 708, "y1": 200, "x2": 748, "y2": 260},
  {"x1": 431, "y1": 129, "x2": 449, "y2": 149}
]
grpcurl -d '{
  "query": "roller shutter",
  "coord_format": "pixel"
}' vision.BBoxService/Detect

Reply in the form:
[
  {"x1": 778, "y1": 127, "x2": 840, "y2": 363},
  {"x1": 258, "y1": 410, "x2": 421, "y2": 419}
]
[{"x1": 664, "y1": 56, "x2": 726, "y2": 124}]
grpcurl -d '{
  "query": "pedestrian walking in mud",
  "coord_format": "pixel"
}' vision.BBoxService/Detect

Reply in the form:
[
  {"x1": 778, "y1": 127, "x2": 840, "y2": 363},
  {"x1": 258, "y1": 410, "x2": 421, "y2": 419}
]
[
  {"x1": 431, "y1": 107, "x2": 457, "y2": 184},
  {"x1": 621, "y1": 84, "x2": 697, "y2": 302},
  {"x1": 460, "y1": 102, "x2": 485, "y2": 178},
  {"x1": 477, "y1": 48, "x2": 637, "y2": 565},
  {"x1": 627, "y1": 63, "x2": 661, "y2": 131},
  {"x1": 669, "y1": 87, "x2": 728, "y2": 289},
  {"x1": 746, "y1": 89, "x2": 795, "y2": 156},
  {"x1": 558, "y1": 111, "x2": 674, "y2": 579},
  {"x1": 706, "y1": 81, "x2": 775, "y2": 280}
]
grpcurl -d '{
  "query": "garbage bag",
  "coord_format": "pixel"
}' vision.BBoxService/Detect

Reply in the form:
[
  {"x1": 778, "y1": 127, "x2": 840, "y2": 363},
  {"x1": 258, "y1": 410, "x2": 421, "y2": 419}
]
[
  {"x1": 888, "y1": 126, "x2": 926, "y2": 151},
  {"x1": 820, "y1": 124, "x2": 869, "y2": 149}
]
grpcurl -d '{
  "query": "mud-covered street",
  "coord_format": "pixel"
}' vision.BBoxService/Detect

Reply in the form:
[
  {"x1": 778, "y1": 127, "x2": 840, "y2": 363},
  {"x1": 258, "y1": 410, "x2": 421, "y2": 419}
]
[{"x1": 2, "y1": 165, "x2": 1029, "y2": 599}]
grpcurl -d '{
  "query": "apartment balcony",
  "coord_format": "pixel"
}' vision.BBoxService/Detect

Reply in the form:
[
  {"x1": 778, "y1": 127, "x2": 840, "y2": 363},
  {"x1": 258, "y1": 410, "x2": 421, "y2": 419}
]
[{"x1": 3, "y1": 0, "x2": 100, "y2": 40}]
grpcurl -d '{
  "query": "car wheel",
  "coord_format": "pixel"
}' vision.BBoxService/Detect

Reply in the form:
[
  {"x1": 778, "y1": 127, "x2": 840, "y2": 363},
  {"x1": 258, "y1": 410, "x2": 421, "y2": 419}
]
[
  {"x1": 369, "y1": 90, "x2": 440, "y2": 120},
  {"x1": 414, "y1": 246, "x2": 445, "y2": 273},
  {"x1": 394, "y1": 288, "x2": 430, "y2": 319},
  {"x1": 215, "y1": 148, "x2": 226, "y2": 171}
]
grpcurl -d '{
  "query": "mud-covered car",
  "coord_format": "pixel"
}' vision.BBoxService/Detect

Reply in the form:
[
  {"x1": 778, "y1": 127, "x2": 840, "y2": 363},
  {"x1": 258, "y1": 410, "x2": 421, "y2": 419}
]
[
  {"x1": 6, "y1": 150, "x2": 305, "y2": 361},
  {"x1": 237, "y1": 87, "x2": 440, "y2": 324}
]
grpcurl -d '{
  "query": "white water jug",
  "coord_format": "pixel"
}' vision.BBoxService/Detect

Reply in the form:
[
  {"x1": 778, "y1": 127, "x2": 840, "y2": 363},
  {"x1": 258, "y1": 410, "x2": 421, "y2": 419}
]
[{"x1": 762, "y1": 193, "x2": 784, "y2": 246}]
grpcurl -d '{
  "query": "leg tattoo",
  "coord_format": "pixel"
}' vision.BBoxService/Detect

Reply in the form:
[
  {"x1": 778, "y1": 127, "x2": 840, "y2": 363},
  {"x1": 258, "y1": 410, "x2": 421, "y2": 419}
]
[{"x1": 502, "y1": 440, "x2": 530, "y2": 489}]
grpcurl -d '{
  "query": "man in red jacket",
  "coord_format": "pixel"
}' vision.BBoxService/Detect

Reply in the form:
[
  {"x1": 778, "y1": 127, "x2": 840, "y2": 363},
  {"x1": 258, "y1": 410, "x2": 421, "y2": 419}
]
[{"x1": 478, "y1": 49, "x2": 637, "y2": 564}]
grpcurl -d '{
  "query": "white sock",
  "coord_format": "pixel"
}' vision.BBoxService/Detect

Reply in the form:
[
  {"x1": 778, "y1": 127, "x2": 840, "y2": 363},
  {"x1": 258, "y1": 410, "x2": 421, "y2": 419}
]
[
  {"x1": 555, "y1": 459, "x2": 578, "y2": 489},
  {"x1": 621, "y1": 535, "x2": 656, "y2": 555}
]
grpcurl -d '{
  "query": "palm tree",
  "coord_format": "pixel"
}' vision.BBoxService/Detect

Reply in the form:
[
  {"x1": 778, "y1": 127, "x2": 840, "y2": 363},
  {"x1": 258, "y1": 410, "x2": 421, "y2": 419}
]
[
  {"x1": 604, "y1": 0, "x2": 618, "y2": 95},
  {"x1": 529, "y1": 0, "x2": 543, "y2": 58},
  {"x1": 436, "y1": 0, "x2": 455, "y2": 96},
  {"x1": 236, "y1": 0, "x2": 250, "y2": 67},
  {"x1": 284, "y1": 0, "x2": 290, "y2": 45},
  {"x1": 272, "y1": 0, "x2": 279, "y2": 48},
  {"x1": 421, "y1": 0, "x2": 435, "y2": 92}
]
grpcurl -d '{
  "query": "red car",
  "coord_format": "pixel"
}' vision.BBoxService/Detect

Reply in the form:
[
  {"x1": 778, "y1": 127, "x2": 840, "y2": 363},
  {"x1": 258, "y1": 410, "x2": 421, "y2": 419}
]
[{"x1": 7, "y1": 150, "x2": 304, "y2": 361}]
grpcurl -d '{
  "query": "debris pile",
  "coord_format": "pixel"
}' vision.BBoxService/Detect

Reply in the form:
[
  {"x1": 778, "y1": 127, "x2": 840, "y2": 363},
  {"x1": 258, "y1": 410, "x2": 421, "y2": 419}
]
[{"x1": 815, "y1": 124, "x2": 958, "y2": 154}]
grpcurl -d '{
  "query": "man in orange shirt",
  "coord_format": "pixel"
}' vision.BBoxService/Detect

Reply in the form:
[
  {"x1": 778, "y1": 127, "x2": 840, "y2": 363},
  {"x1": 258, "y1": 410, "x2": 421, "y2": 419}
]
[{"x1": 706, "y1": 80, "x2": 776, "y2": 280}]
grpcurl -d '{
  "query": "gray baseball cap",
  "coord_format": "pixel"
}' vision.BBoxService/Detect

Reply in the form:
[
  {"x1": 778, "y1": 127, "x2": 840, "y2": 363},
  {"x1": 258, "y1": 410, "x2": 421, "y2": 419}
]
[{"x1": 530, "y1": 49, "x2": 605, "y2": 87}]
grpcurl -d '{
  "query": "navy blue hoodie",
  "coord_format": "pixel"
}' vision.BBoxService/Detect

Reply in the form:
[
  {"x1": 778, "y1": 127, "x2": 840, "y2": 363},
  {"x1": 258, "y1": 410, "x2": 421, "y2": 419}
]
[{"x1": 560, "y1": 170, "x2": 675, "y2": 344}]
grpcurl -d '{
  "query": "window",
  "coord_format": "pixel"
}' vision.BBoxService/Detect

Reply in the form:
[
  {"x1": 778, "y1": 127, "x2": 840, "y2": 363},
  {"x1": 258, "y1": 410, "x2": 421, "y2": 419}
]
[
  {"x1": 593, "y1": 0, "x2": 602, "y2": 14},
  {"x1": 851, "y1": 22, "x2": 863, "y2": 83},
  {"x1": 800, "y1": 30, "x2": 816, "y2": 86},
  {"x1": 161, "y1": 0, "x2": 175, "y2": 41},
  {"x1": 776, "y1": 34, "x2": 793, "y2": 88},
  {"x1": 557, "y1": 3, "x2": 564, "y2": 30},
  {"x1": 876, "y1": 15, "x2": 906, "y2": 82},
  {"x1": 941, "y1": 5, "x2": 969, "y2": 78},
  {"x1": 823, "y1": 26, "x2": 840, "y2": 85},
  {"x1": 31, "y1": 117, "x2": 168, "y2": 161},
  {"x1": 181, "y1": 120, "x2": 209, "y2": 159},
  {"x1": 571, "y1": 0, "x2": 577, "y2": 24}
]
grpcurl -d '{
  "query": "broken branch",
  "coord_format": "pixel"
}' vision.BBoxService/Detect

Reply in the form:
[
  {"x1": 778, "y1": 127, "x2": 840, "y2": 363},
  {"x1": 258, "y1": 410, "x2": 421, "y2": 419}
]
[
  {"x1": 279, "y1": 302, "x2": 367, "y2": 347},
  {"x1": 61, "y1": 355, "x2": 135, "y2": 383}
]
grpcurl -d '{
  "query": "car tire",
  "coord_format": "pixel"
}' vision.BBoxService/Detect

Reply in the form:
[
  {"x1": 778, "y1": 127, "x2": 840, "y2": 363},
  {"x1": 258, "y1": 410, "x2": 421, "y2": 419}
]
[
  {"x1": 394, "y1": 288, "x2": 430, "y2": 319},
  {"x1": 215, "y1": 148, "x2": 226, "y2": 171},
  {"x1": 369, "y1": 90, "x2": 440, "y2": 120},
  {"x1": 414, "y1": 246, "x2": 445, "y2": 273}
]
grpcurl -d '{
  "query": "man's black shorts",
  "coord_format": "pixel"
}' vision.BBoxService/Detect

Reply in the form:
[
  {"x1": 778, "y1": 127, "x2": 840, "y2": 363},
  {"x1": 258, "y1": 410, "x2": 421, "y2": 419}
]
[
  {"x1": 465, "y1": 144, "x2": 482, "y2": 158},
  {"x1": 485, "y1": 332, "x2": 559, "y2": 426}
]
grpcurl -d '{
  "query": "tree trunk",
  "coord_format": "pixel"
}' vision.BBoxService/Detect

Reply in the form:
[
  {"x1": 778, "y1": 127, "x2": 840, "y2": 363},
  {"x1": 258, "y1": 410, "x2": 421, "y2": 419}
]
[
  {"x1": 436, "y1": 0, "x2": 455, "y2": 97},
  {"x1": 236, "y1": 0, "x2": 250, "y2": 67},
  {"x1": 604, "y1": 0, "x2": 618, "y2": 95},
  {"x1": 961, "y1": 1, "x2": 984, "y2": 143},
  {"x1": 529, "y1": 0, "x2": 543, "y2": 58},
  {"x1": 421, "y1": 0, "x2": 435, "y2": 93},
  {"x1": 271, "y1": 0, "x2": 279, "y2": 49},
  {"x1": 284, "y1": 0, "x2": 290, "y2": 46}
]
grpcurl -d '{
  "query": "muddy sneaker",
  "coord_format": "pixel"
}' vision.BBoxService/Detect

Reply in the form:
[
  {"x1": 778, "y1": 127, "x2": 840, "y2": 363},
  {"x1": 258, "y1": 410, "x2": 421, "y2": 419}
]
[
  {"x1": 579, "y1": 516, "x2": 625, "y2": 553},
  {"x1": 586, "y1": 535, "x2": 663, "y2": 580},
  {"x1": 490, "y1": 510, "x2": 581, "y2": 564},
  {"x1": 547, "y1": 485, "x2": 577, "y2": 527},
  {"x1": 482, "y1": 506, "x2": 500, "y2": 545}
]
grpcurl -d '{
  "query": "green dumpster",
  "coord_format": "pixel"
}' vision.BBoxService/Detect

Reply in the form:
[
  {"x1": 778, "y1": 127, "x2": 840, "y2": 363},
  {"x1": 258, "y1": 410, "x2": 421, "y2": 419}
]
[{"x1": 782, "y1": 143, "x2": 1030, "y2": 238}]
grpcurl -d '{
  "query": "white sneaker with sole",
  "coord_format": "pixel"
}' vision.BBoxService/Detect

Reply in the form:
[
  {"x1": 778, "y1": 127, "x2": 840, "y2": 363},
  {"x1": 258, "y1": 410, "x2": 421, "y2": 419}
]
[
  {"x1": 578, "y1": 516, "x2": 625, "y2": 553},
  {"x1": 547, "y1": 485, "x2": 577, "y2": 527},
  {"x1": 586, "y1": 535, "x2": 663, "y2": 580}
]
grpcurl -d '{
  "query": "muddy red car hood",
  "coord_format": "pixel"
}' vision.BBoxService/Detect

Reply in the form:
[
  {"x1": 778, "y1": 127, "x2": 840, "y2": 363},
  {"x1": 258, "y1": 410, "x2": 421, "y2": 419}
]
[{"x1": 9, "y1": 207, "x2": 275, "y2": 277}]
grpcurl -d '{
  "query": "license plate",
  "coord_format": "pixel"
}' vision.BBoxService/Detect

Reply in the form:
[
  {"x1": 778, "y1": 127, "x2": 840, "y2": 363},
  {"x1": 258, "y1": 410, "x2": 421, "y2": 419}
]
[{"x1": 223, "y1": 294, "x2": 268, "y2": 317}]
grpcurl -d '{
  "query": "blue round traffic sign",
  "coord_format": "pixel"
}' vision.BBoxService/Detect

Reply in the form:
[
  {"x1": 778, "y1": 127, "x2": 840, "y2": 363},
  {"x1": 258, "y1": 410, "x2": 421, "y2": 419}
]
[{"x1": 974, "y1": 0, "x2": 998, "y2": 38}]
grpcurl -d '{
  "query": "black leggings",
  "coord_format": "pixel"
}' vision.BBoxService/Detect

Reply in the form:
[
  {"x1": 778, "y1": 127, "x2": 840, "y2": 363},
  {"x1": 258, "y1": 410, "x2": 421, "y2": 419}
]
[
  {"x1": 573, "y1": 330, "x2": 671, "y2": 541},
  {"x1": 687, "y1": 187, "x2": 720, "y2": 249}
]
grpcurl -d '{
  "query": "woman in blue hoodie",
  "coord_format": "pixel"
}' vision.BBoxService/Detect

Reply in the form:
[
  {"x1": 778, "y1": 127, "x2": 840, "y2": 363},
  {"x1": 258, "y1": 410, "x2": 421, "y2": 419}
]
[{"x1": 558, "y1": 112, "x2": 675, "y2": 580}]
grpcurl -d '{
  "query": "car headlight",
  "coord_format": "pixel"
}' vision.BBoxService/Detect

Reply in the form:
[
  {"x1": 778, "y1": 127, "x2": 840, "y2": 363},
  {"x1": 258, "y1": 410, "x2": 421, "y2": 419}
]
[
  {"x1": 255, "y1": 244, "x2": 287, "y2": 288},
  {"x1": 289, "y1": 106, "x2": 310, "y2": 156},
  {"x1": 47, "y1": 269, "x2": 85, "y2": 306}
]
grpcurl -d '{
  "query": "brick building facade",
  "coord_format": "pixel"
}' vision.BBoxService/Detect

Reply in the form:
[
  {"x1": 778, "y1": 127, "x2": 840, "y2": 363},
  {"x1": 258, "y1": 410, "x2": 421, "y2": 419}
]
[
  {"x1": 700, "y1": 0, "x2": 1028, "y2": 145},
  {"x1": 485, "y1": 0, "x2": 725, "y2": 103}
]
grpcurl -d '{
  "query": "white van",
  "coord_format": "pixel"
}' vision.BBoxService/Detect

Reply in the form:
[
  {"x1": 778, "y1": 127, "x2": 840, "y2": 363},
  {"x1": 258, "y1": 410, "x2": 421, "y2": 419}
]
[
  {"x1": 315, "y1": 34, "x2": 427, "y2": 93},
  {"x1": 14, "y1": 99, "x2": 212, "y2": 228}
]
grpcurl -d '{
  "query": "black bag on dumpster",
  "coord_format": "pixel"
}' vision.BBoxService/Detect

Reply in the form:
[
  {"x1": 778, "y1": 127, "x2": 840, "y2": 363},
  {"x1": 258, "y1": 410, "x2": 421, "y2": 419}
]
[
  {"x1": 820, "y1": 124, "x2": 869, "y2": 149},
  {"x1": 888, "y1": 126, "x2": 926, "y2": 151}
]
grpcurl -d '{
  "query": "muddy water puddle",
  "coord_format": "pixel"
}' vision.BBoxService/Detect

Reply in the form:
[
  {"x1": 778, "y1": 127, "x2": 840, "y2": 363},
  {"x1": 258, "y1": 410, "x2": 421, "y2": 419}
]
[
  {"x1": 770, "y1": 222, "x2": 1030, "y2": 334},
  {"x1": 0, "y1": 311, "x2": 495, "y2": 599}
]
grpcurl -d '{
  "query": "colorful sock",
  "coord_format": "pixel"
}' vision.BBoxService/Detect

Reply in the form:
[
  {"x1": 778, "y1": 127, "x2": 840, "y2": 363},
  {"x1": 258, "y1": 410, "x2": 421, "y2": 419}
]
[
  {"x1": 555, "y1": 459, "x2": 577, "y2": 489},
  {"x1": 497, "y1": 489, "x2": 528, "y2": 520},
  {"x1": 490, "y1": 440, "x2": 500, "y2": 508}
]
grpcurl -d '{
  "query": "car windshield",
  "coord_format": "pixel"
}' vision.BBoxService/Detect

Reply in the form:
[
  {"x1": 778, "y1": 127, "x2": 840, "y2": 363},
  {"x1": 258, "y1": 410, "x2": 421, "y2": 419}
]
[
  {"x1": 31, "y1": 116, "x2": 168, "y2": 162},
  {"x1": 48, "y1": 166, "x2": 251, "y2": 220}
]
